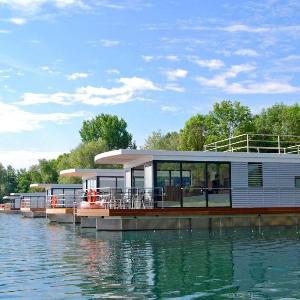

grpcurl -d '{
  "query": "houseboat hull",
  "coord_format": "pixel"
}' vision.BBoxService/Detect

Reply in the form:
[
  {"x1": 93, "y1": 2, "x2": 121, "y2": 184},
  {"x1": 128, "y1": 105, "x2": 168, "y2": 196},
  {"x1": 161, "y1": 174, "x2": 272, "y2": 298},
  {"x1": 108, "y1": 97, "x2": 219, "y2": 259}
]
[
  {"x1": 21, "y1": 208, "x2": 46, "y2": 218},
  {"x1": 77, "y1": 207, "x2": 300, "y2": 231},
  {"x1": 46, "y1": 208, "x2": 80, "y2": 223}
]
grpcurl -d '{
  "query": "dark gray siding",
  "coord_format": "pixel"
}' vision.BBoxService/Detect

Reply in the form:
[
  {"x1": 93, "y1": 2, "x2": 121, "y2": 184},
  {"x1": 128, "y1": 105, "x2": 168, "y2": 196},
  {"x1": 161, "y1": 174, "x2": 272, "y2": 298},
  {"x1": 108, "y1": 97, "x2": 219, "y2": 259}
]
[{"x1": 231, "y1": 162, "x2": 300, "y2": 207}]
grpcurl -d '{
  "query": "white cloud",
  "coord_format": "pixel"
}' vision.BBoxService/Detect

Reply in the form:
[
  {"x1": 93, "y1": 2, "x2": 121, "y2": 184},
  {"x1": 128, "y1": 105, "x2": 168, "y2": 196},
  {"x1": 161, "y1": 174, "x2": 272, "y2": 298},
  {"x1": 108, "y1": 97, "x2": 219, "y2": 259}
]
[
  {"x1": 189, "y1": 57, "x2": 224, "y2": 70},
  {"x1": 106, "y1": 68, "x2": 120, "y2": 75},
  {"x1": 165, "y1": 83, "x2": 185, "y2": 93},
  {"x1": 196, "y1": 63, "x2": 300, "y2": 94},
  {"x1": 19, "y1": 76, "x2": 160, "y2": 106},
  {"x1": 9, "y1": 17, "x2": 27, "y2": 25},
  {"x1": 0, "y1": 150, "x2": 63, "y2": 169},
  {"x1": 0, "y1": 0, "x2": 87, "y2": 12},
  {"x1": 0, "y1": 29, "x2": 10, "y2": 34},
  {"x1": 40, "y1": 65, "x2": 60, "y2": 75},
  {"x1": 142, "y1": 55, "x2": 154, "y2": 62},
  {"x1": 165, "y1": 55, "x2": 179, "y2": 61},
  {"x1": 223, "y1": 24, "x2": 270, "y2": 33},
  {"x1": 164, "y1": 69, "x2": 188, "y2": 81},
  {"x1": 67, "y1": 72, "x2": 89, "y2": 80},
  {"x1": 98, "y1": 39, "x2": 120, "y2": 47},
  {"x1": 234, "y1": 48, "x2": 259, "y2": 57},
  {"x1": 196, "y1": 64, "x2": 255, "y2": 89},
  {"x1": 0, "y1": 101, "x2": 85, "y2": 133},
  {"x1": 161, "y1": 105, "x2": 179, "y2": 112},
  {"x1": 225, "y1": 81, "x2": 300, "y2": 94},
  {"x1": 142, "y1": 55, "x2": 179, "y2": 62}
]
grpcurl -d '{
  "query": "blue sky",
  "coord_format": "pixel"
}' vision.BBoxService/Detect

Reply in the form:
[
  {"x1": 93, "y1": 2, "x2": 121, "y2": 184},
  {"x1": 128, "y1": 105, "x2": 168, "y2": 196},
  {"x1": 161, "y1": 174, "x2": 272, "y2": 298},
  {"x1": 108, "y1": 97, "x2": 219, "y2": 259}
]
[{"x1": 0, "y1": 0, "x2": 300, "y2": 168}]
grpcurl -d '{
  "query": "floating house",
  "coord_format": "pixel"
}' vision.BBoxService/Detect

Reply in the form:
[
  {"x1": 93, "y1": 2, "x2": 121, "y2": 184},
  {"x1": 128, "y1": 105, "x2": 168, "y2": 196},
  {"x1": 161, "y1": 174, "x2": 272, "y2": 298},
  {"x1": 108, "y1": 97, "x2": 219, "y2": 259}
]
[
  {"x1": 31, "y1": 183, "x2": 82, "y2": 223},
  {"x1": 20, "y1": 192, "x2": 47, "y2": 218},
  {"x1": 59, "y1": 169, "x2": 124, "y2": 226},
  {"x1": 0, "y1": 194, "x2": 21, "y2": 213},
  {"x1": 76, "y1": 134, "x2": 300, "y2": 231}
]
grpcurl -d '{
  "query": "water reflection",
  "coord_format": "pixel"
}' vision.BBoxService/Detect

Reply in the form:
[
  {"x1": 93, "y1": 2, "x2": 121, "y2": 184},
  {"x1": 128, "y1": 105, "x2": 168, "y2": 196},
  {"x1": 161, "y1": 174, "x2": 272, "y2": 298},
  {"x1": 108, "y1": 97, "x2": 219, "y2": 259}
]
[{"x1": 1, "y1": 214, "x2": 300, "y2": 299}]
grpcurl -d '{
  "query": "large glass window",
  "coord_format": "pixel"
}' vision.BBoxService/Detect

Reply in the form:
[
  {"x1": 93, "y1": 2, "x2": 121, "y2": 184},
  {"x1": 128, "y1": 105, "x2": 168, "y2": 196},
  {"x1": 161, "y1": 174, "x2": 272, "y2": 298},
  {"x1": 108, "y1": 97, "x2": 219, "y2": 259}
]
[
  {"x1": 117, "y1": 177, "x2": 124, "y2": 191},
  {"x1": 99, "y1": 177, "x2": 117, "y2": 190},
  {"x1": 248, "y1": 163, "x2": 263, "y2": 187},
  {"x1": 132, "y1": 168, "x2": 144, "y2": 189},
  {"x1": 156, "y1": 162, "x2": 181, "y2": 207},
  {"x1": 64, "y1": 189, "x2": 75, "y2": 207},
  {"x1": 207, "y1": 163, "x2": 230, "y2": 207},
  {"x1": 182, "y1": 162, "x2": 206, "y2": 207},
  {"x1": 87, "y1": 178, "x2": 97, "y2": 190},
  {"x1": 295, "y1": 176, "x2": 300, "y2": 188},
  {"x1": 154, "y1": 161, "x2": 231, "y2": 208}
]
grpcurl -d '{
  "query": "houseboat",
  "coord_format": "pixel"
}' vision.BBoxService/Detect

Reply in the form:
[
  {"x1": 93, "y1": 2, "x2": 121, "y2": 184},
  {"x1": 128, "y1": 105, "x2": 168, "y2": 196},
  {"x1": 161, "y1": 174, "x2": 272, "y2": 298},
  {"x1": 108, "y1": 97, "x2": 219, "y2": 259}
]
[
  {"x1": 20, "y1": 192, "x2": 47, "y2": 218},
  {"x1": 77, "y1": 134, "x2": 300, "y2": 231},
  {"x1": 59, "y1": 168, "x2": 125, "y2": 227},
  {"x1": 31, "y1": 183, "x2": 82, "y2": 223},
  {"x1": 0, "y1": 194, "x2": 21, "y2": 213}
]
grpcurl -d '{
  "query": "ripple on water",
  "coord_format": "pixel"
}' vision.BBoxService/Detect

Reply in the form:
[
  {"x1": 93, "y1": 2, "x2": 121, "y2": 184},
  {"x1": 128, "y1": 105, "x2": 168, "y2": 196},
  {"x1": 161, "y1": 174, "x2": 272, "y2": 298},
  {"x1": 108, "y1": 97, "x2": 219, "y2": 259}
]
[{"x1": 1, "y1": 215, "x2": 300, "y2": 299}]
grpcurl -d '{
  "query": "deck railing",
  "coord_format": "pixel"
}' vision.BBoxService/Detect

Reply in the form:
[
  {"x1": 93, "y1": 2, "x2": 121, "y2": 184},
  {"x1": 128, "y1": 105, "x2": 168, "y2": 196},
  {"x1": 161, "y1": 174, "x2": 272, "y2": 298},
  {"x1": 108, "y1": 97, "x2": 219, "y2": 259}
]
[
  {"x1": 204, "y1": 133, "x2": 300, "y2": 154},
  {"x1": 21, "y1": 198, "x2": 46, "y2": 209},
  {"x1": 46, "y1": 193, "x2": 82, "y2": 208},
  {"x1": 77, "y1": 187, "x2": 232, "y2": 209},
  {"x1": 79, "y1": 187, "x2": 164, "y2": 209}
]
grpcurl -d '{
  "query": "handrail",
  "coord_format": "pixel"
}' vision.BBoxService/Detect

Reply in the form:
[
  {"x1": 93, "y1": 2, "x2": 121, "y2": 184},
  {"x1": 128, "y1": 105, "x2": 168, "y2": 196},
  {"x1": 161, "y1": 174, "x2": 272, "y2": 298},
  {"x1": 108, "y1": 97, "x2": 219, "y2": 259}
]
[{"x1": 204, "y1": 133, "x2": 300, "y2": 154}]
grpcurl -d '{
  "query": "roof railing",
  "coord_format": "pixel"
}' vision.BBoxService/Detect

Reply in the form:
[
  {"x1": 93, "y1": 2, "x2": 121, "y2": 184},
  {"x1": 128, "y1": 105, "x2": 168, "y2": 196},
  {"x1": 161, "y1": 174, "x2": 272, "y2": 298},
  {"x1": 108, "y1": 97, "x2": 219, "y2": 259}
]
[{"x1": 204, "y1": 133, "x2": 300, "y2": 154}]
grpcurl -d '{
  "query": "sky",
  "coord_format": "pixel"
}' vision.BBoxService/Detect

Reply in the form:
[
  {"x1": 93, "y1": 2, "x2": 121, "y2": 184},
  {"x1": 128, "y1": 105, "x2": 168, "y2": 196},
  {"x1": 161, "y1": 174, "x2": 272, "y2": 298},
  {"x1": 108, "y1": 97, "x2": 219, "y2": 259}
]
[{"x1": 0, "y1": 0, "x2": 300, "y2": 169}]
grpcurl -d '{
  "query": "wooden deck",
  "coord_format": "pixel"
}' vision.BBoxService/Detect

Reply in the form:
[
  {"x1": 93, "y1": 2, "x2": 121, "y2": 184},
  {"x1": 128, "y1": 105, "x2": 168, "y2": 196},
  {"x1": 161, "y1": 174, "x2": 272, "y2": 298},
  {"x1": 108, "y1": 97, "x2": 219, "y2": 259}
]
[
  {"x1": 46, "y1": 208, "x2": 74, "y2": 215},
  {"x1": 21, "y1": 208, "x2": 45, "y2": 212},
  {"x1": 77, "y1": 207, "x2": 300, "y2": 217}
]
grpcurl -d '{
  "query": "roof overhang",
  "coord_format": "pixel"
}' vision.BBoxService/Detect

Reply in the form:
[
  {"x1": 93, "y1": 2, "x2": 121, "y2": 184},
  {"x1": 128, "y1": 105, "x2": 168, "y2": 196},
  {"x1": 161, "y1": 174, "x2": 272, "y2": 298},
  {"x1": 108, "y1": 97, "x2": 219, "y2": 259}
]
[
  {"x1": 30, "y1": 183, "x2": 82, "y2": 190},
  {"x1": 95, "y1": 149, "x2": 300, "y2": 168},
  {"x1": 60, "y1": 168, "x2": 124, "y2": 179}
]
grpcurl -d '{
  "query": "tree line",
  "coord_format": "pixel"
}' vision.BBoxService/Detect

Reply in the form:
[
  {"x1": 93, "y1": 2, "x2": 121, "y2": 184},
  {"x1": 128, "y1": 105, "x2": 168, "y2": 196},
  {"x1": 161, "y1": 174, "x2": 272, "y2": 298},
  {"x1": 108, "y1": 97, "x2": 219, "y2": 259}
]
[{"x1": 0, "y1": 101, "x2": 299, "y2": 202}]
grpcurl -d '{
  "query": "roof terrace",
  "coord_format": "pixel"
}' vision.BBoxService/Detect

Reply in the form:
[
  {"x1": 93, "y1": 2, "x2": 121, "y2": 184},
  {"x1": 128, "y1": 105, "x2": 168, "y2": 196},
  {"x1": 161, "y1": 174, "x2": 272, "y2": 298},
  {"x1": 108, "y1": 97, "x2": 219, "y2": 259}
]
[{"x1": 204, "y1": 133, "x2": 300, "y2": 154}]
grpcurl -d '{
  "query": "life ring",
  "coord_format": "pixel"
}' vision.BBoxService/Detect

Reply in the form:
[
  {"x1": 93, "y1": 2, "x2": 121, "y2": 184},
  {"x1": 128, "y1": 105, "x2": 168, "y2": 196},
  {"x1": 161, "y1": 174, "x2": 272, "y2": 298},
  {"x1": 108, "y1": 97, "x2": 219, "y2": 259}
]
[
  {"x1": 51, "y1": 195, "x2": 57, "y2": 208},
  {"x1": 92, "y1": 189, "x2": 97, "y2": 203},
  {"x1": 87, "y1": 190, "x2": 92, "y2": 203}
]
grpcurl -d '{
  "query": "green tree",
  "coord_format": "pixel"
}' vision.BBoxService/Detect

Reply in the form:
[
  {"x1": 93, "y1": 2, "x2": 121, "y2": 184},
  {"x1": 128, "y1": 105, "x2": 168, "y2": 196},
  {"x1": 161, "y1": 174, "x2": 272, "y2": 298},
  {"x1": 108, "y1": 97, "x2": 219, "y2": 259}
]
[
  {"x1": 79, "y1": 114, "x2": 133, "y2": 150},
  {"x1": 16, "y1": 169, "x2": 31, "y2": 193},
  {"x1": 254, "y1": 103, "x2": 300, "y2": 135},
  {"x1": 0, "y1": 163, "x2": 6, "y2": 201},
  {"x1": 144, "y1": 131, "x2": 180, "y2": 150},
  {"x1": 5, "y1": 165, "x2": 17, "y2": 195},
  {"x1": 57, "y1": 140, "x2": 110, "y2": 183},
  {"x1": 206, "y1": 100, "x2": 254, "y2": 142},
  {"x1": 179, "y1": 114, "x2": 207, "y2": 151}
]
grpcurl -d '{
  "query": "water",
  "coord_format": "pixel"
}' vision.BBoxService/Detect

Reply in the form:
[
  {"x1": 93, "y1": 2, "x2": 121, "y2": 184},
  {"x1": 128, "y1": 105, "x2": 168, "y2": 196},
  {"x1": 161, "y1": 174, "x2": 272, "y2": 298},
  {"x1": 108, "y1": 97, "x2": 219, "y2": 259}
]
[{"x1": 1, "y1": 215, "x2": 300, "y2": 299}]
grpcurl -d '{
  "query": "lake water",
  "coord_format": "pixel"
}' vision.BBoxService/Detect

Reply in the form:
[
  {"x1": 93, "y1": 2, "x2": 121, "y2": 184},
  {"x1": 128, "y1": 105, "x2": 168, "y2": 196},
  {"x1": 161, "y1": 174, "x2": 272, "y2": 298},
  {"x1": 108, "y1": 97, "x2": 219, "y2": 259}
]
[{"x1": 1, "y1": 214, "x2": 300, "y2": 299}]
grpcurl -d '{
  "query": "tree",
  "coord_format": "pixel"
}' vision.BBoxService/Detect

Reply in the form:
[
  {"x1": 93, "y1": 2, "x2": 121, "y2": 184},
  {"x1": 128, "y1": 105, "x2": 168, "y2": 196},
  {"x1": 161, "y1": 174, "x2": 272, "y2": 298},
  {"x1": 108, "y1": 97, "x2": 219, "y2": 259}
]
[
  {"x1": 5, "y1": 165, "x2": 17, "y2": 195},
  {"x1": 206, "y1": 100, "x2": 254, "y2": 142},
  {"x1": 179, "y1": 114, "x2": 207, "y2": 151},
  {"x1": 57, "y1": 140, "x2": 110, "y2": 183},
  {"x1": 144, "y1": 131, "x2": 180, "y2": 150},
  {"x1": 79, "y1": 114, "x2": 133, "y2": 150},
  {"x1": 254, "y1": 103, "x2": 300, "y2": 135},
  {"x1": 16, "y1": 169, "x2": 31, "y2": 193},
  {"x1": 0, "y1": 163, "x2": 6, "y2": 202}
]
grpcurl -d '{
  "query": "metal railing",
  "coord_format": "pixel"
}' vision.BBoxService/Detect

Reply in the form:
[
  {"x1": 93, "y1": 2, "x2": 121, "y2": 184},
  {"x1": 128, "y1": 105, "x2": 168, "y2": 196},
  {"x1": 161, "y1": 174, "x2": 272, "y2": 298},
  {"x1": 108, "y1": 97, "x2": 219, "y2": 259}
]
[
  {"x1": 204, "y1": 133, "x2": 300, "y2": 154},
  {"x1": 46, "y1": 193, "x2": 82, "y2": 208},
  {"x1": 77, "y1": 187, "x2": 233, "y2": 209},
  {"x1": 79, "y1": 187, "x2": 164, "y2": 209},
  {"x1": 21, "y1": 198, "x2": 46, "y2": 209}
]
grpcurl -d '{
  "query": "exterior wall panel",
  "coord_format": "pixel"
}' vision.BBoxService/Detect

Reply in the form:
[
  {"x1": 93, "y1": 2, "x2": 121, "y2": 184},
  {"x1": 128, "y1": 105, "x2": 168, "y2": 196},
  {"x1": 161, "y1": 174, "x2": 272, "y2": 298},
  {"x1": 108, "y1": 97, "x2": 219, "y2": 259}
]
[{"x1": 232, "y1": 162, "x2": 300, "y2": 208}]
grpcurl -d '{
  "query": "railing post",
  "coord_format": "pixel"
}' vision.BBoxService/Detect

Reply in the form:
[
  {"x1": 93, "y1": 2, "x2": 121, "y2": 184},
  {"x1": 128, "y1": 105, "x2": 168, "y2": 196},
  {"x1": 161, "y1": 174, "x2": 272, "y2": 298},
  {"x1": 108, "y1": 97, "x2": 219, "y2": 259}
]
[
  {"x1": 246, "y1": 134, "x2": 249, "y2": 153},
  {"x1": 277, "y1": 135, "x2": 281, "y2": 153}
]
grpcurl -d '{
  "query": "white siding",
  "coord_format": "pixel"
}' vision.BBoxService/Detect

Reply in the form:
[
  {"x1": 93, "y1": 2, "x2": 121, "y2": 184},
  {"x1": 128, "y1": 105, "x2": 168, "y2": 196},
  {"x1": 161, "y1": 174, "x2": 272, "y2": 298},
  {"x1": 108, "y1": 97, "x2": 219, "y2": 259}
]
[{"x1": 232, "y1": 162, "x2": 300, "y2": 208}]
